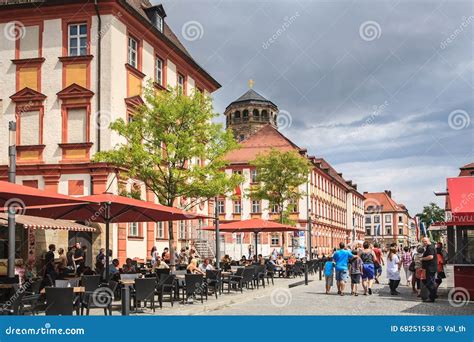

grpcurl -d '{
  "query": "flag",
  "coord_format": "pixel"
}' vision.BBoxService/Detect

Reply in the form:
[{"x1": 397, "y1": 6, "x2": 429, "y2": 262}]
[
  {"x1": 420, "y1": 221, "x2": 426, "y2": 237},
  {"x1": 414, "y1": 217, "x2": 420, "y2": 242},
  {"x1": 374, "y1": 224, "x2": 381, "y2": 237}
]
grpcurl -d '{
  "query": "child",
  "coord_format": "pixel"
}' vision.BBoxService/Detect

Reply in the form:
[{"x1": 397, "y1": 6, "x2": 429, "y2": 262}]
[
  {"x1": 324, "y1": 256, "x2": 335, "y2": 294},
  {"x1": 387, "y1": 247, "x2": 401, "y2": 295},
  {"x1": 349, "y1": 250, "x2": 363, "y2": 296}
]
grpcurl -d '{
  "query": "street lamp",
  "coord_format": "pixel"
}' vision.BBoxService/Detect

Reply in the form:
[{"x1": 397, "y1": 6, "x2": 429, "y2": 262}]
[{"x1": 7, "y1": 121, "x2": 17, "y2": 278}]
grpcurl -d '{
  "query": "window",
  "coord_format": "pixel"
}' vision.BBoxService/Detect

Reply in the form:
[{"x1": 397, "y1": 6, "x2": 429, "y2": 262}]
[
  {"x1": 289, "y1": 199, "x2": 298, "y2": 213},
  {"x1": 179, "y1": 221, "x2": 186, "y2": 239},
  {"x1": 385, "y1": 215, "x2": 391, "y2": 223},
  {"x1": 128, "y1": 36, "x2": 138, "y2": 68},
  {"x1": 155, "y1": 57, "x2": 163, "y2": 85},
  {"x1": 233, "y1": 200, "x2": 241, "y2": 214},
  {"x1": 271, "y1": 234, "x2": 279, "y2": 245},
  {"x1": 217, "y1": 200, "x2": 225, "y2": 214},
  {"x1": 256, "y1": 233, "x2": 261, "y2": 244},
  {"x1": 365, "y1": 227, "x2": 371, "y2": 235},
  {"x1": 243, "y1": 110, "x2": 249, "y2": 121},
  {"x1": 235, "y1": 234, "x2": 242, "y2": 244},
  {"x1": 156, "y1": 15, "x2": 164, "y2": 32},
  {"x1": 156, "y1": 222, "x2": 164, "y2": 239},
  {"x1": 129, "y1": 222, "x2": 138, "y2": 237},
  {"x1": 177, "y1": 73, "x2": 185, "y2": 94},
  {"x1": 399, "y1": 227, "x2": 403, "y2": 235},
  {"x1": 251, "y1": 200, "x2": 261, "y2": 213},
  {"x1": 66, "y1": 108, "x2": 87, "y2": 143},
  {"x1": 68, "y1": 23, "x2": 87, "y2": 56},
  {"x1": 365, "y1": 217, "x2": 371, "y2": 224},
  {"x1": 253, "y1": 109, "x2": 260, "y2": 120},
  {"x1": 251, "y1": 169, "x2": 257, "y2": 183},
  {"x1": 271, "y1": 204, "x2": 279, "y2": 214},
  {"x1": 19, "y1": 110, "x2": 40, "y2": 145},
  {"x1": 374, "y1": 215, "x2": 380, "y2": 224},
  {"x1": 386, "y1": 226, "x2": 392, "y2": 235},
  {"x1": 398, "y1": 215, "x2": 403, "y2": 223},
  {"x1": 233, "y1": 170, "x2": 242, "y2": 175}
]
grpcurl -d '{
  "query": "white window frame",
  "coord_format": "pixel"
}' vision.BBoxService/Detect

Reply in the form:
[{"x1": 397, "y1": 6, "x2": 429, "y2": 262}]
[
  {"x1": 271, "y1": 234, "x2": 279, "y2": 245},
  {"x1": 155, "y1": 57, "x2": 163, "y2": 85},
  {"x1": 128, "y1": 36, "x2": 138, "y2": 68},
  {"x1": 129, "y1": 222, "x2": 138, "y2": 237},
  {"x1": 156, "y1": 15, "x2": 164, "y2": 32},
  {"x1": 156, "y1": 221, "x2": 164, "y2": 239},
  {"x1": 177, "y1": 73, "x2": 185, "y2": 93},
  {"x1": 217, "y1": 200, "x2": 225, "y2": 214},
  {"x1": 251, "y1": 200, "x2": 261, "y2": 213},
  {"x1": 250, "y1": 169, "x2": 257, "y2": 183},
  {"x1": 68, "y1": 23, "x2": 87, "y2": 56},
  {"x1": 233, "y1": 200, "x2": 241, "y2": 214}
]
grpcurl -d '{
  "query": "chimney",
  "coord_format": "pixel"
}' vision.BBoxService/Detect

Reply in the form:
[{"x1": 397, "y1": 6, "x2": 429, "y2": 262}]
[
  {"x1": 385, "y1": 190, "x2": 391, "y2": 198},
  {"x1": 363, "y1": 191, "x2": 368, "y2": 195}
]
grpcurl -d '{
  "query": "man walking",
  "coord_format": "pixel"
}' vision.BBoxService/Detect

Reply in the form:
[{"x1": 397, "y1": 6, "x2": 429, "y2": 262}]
[
  {"x1": 420, "y1": 237, "x2": 438, "y2": 302},
  {"x1": 333, "y1": 242, "x2": 353, "y2": 296},
  {"x1": 373, "y1": 242, "x2": 384, "y2": 284}
]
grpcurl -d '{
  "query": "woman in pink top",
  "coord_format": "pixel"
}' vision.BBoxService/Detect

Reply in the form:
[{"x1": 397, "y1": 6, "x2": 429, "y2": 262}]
[{"x1": 401, "y1": 246, "x2": 413, "y2": 286}]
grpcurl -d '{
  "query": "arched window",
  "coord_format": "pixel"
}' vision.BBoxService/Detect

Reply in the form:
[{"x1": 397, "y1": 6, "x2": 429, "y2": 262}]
[
  {"x1": 234, "y1": 111, "x2": 241, "y2": 118},
  {"x1": 253, "y1": 109, "x2": 260, "y2": 121},
  {"x1": 262, "y1": 110, "x2": 268, "y2": 120},
  {"x1": 243, "y1": 109, "x2": 249, "y2": 121}
]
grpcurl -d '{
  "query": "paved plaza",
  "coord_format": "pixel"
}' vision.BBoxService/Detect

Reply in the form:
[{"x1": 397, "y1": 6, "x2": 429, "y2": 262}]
[{"x1": 89, "y1": 266, "x2": 473, "y2": 316}]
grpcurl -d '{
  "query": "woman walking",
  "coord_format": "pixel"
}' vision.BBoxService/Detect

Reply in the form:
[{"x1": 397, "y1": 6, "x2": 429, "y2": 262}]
[
  {"x1": 360, "y1": 241, "x2": 376, "y2": 295},
  {"x1": 387, "y1": 247, "x2": 402, "y2": 295},
  {"x1": 401, "y1": 246, "x2": 413, "y2": 286}
]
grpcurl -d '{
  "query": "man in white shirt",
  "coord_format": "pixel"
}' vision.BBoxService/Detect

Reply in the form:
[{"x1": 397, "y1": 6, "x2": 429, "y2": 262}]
[{"x1": 199, "y1": 258, "x2": 214, "y2": 273}]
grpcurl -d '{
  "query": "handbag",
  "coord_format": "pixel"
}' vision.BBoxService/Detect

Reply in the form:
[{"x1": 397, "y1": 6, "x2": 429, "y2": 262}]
[{"x1": 408, "y1": 260, "x2": 416, "y2": 272}]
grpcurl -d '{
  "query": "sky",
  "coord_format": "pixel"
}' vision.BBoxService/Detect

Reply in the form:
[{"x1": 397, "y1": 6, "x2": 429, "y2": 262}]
[{"x1": 156, "y1": 0, "x2": 473, "y2": 215}]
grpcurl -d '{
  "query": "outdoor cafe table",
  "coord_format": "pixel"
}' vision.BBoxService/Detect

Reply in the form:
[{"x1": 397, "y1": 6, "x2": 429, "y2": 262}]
[{"x1": 40, "y1": 286, "x2": 85, "y2": 294}]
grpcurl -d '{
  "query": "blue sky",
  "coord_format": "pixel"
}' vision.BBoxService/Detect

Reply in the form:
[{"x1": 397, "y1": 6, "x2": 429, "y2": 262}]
[{"x1": 157, "y1": 0, "x2": 473, "y2": 215}]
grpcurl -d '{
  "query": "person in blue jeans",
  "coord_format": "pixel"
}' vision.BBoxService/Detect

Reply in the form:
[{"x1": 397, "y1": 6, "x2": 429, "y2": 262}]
[{"x1": 333, "y1": 242, "x2": 353, "y2": 296}]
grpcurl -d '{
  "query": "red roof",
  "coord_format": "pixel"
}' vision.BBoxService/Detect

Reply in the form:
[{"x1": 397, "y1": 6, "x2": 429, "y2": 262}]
[
  {"x1": 202, "y1": 218, "x2": 301, "y2": 233},
  {"x1": 225, "y1": 124, "x2": 303, "y2": 164},
  {"x1": 448, "y1": 177, "x2": 474, "y2": 215},
  {"x1": 364, "y1": 192, "x2": 406, "y2": 213}
]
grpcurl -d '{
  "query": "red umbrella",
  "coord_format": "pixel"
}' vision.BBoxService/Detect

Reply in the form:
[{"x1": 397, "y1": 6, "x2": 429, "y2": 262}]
[
  {"x1": 0, "y1": 180, "x2": 87, "y2": 208},
  {"x1": 202, "y1": 218, "x2": 301, "y2": 256},
  {"x1": 26, "y1": 193, "x2": 210, "y2": 280}
]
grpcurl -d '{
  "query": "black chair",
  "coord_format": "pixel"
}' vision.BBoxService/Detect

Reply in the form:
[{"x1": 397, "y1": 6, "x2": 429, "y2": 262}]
[
  {"x1": 55, "y1": 278, "x2": 80, "y2": 288},
  {"x1": 222, "y1": 267, "x2": 245, "y2": 293},
  {"x1": 45, "y1": 287, "x2": 74, "y2": 315},
  {"x1": 206, "y1": 269, "x2": 221, "y2": 298},
  {"x1": 265, "y1": 263, "x2": 275, "y2": 285},
  {"x1": 132, "y1": 278, "x2": 156, "y2": 313},
  {"x1": 156, "y1": 274, "x2": 175, "y2": 308},
  {"x1": 81, "y1": 280, "x2": 117, "y2": 316},
  {"x1": 82, "y1": 275, "x2": 101, "y2": 292},
  {"x1": 0, "y1": 284, "x2": 24, "y2": 315},
  {"x1": 293, "y1": 262, "x2": 304, "y2": 277},
  {"x1": 20, "y1": 278, "x2": 43, "y2": 315},
  {"x1": 242, "y1": 267, "x2": 255, "y2": 290},
  {"x1": 253, "y1": 265, "x2": 266, "y2": 289},
  {"x1": 182, "y1": 274, "x2": 206, "y2": 304},
  {"x1": 155, "y1": 268, "x2": 171, "y2": 278}
]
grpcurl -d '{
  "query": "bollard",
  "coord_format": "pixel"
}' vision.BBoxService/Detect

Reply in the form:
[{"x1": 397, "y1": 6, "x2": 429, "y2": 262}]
[
  {"x1": 304, "y1": 263, "x2": 308, "y2": 285},
  {"x1": 319, "y1": 261, "x2": 322, "y2": 281},
  {"x1": 121, "y1": 286, "x2": 130, "y2": 316}
]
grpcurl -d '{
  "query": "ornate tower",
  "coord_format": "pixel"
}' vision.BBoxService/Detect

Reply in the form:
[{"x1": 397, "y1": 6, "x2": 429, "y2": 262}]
[{"x1": 224, "y1": 84, "x2": 279, "y2": 141}]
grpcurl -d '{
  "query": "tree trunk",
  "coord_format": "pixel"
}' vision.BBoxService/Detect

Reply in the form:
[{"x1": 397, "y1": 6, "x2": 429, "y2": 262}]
[
  {"x1": 280, "y1": 210, "x2": 285, "y2": 256},
  {"x1": 168, "y1": 220, "x2": 176, "y2": 270}
]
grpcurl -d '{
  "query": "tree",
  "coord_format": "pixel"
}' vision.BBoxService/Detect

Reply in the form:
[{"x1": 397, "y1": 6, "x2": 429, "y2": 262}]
[
  {"x1": 417, "y1": 202, "x2": 445, "y2": 240},
  {"x1": 248, "y1": 149, "x2": 312, "y2": 251},
  {"x1": 95, "y1": 84, "x2": 242, "y2": 267}
]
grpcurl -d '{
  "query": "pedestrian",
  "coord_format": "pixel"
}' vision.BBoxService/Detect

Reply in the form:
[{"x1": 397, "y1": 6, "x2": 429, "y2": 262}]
[
  {"x1": 372, "y1": 242, "x2": 384, "y2": 284},
  {"x1": 44, "y1": 244, "x2": 57, "y2": 283},
  {"x1": 349, "y1": 250, "x2": 363, "y2": 296},
  {"x1": 150, "y1": 246, "x2": 159, "y2": 265},
  {"x1": 73, "y1": 242, "x2": 84, "y2": 274},
  {"x1": 324, "y1": 256, "x2": 335, "y2": 294},
  {"x1": 413, "y1": 246, "x2": 425, "y2": 295},
  {"x1": 387, "y1": 247, "x2": 401, "y2": 295},
  {"x1": 435, "y1": 243, "x2": 446, "y2": 291},
  {"x1": 401, "y1": 246, "x2": 413, "y2": 286},
  {"x1": 96, "y1": 248, "x2": 106, "y2": 266},
  {"x1": 360, "y1": 241, "x2": 376, "y2": 295},
  {"x1": 333, "y1": 242, "x2": 353, "y2": 296},
  {"x1": 420, "y1": 237, "x2": 438, "y2": 302}
]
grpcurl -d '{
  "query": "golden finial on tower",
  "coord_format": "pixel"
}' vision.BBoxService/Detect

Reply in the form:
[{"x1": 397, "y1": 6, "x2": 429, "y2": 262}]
[{"x1": 248, "y1": 79, "x2": 254, "y2": 89}]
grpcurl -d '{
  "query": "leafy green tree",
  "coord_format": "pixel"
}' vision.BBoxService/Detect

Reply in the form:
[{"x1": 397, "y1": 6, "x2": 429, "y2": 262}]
[
  {"x1": 417, "y1": 202, "x2": 445, "y2": 240},
  {"x1": 248, "y1": 149, "x2": 312, "y2": 250},
  {"x1": 95, "y1": 84, "x2": 242, "y2": 266}
]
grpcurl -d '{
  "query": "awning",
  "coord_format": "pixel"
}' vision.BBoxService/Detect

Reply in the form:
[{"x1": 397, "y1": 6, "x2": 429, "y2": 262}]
[
  {"x1": 0, "y1": 214, "x2": 97, "y2": 232},
  {"x1": 448, "y1": 177, "x2": 474, "y2": 215}
]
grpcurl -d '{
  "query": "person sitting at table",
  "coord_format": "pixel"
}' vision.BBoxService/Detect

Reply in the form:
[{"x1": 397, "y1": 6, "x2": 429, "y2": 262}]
[
  {"x1": 240, "y1": 255, "x2": 247, "y2": 266},
  {"x1": 95, "y1": 260, "x2": 105, "y2": 277},
  {"x1": 187, "y1": 258, "x2": 205, "y2": 275},
  {"x1": 221, "y1": 255, "x2": 232, "y2": 271},
  {"x1": 122, "y1": 258, "x2": 137, "y2": 273},
  {"x1": 109, "y1": 259, "x2": 120, "y2": 276},
  {"x1": 257, "y1": 254, "x2": 265, "y2": 265},
  {"x1": 178, "y1": 248, "x2": 189, "y2": 266},
  {"x1": 152, "y1": 257, "x2": 170, "y2": 272},
  {"x1": 57, "y1": 247, "x2": 68, "y2": 268},
  {"x1": 199, "y1": 258, "x2": 214, "y2": 273},
  {"x1": 287, "y1": 254, "x2": 297, "y2": 265}
]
